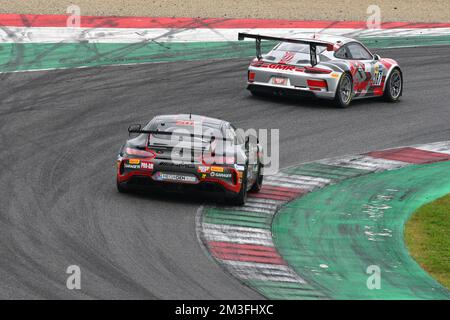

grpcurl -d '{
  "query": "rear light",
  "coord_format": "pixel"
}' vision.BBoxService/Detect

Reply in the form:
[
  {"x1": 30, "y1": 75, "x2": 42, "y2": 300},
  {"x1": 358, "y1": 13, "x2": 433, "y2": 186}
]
[
  {"x1": 125, "y1": 147, "x2": 155, "y2": 158},
  {"x1": 307, "y1": 79, "x2": 328, "y2": 91},
  {"x1": 248, "y1": 71, "x2": 255, "y2": 82},
  {"x1": 304, "y1": 66, "x2": 332, "y2": 74},
  {"x1": 119, "y1": 161, "x2": 125, "y2": 175},
  {"x1": 232, "y1": 170, "x2": 238, "y2": 185}
]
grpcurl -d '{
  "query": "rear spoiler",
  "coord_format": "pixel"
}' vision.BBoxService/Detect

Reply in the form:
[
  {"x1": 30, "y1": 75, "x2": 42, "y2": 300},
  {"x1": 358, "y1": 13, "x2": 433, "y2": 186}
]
[
  {"x1": 128, "y1": 126, "x2": 232, "y2": 142},
  {"x1": 238, "y1": 32, "x2": 332, "y2": 67}
]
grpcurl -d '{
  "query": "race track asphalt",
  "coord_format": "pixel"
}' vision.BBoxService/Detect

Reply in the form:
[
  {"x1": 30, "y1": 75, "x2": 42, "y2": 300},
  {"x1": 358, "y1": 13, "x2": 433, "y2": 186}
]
[{"x1": 0, "y1": 45, "x2": 449, "y2": 299}]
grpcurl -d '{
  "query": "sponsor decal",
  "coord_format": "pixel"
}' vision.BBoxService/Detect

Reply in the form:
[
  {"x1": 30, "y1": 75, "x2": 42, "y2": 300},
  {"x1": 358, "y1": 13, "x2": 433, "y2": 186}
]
[
  {"x1": 211, "y1": 166, "x2": 224, "y2": 173},
  {"x1": 128, "y1": 159, "x2": 140, "y2": 165},
  {"x1": 251, "y1": 61, "x2": 304, "y2": 72},
  {"x1": 234, "y1": 164, "x2": 245, "y2": 171},
  {"x1": 201, "y1": 174, "x2": 207, "y2": 179},
  {"x1": 141, "y1": 161, "x2": 154, "y2": 170},
  {"x1": 153, "y1": 172, "x2": 198, "y2": 184},
  {"x1": 198, "y1": 166, "x2": 210, "y2": 173},
  {"x1": 124, "y1": 163, "x2": 140, "y2": 170},
  {"x1": 210, "y1": 172, "x2": 232, "y2": 179},
  {"x1": 176, "y1": 120, "x2": 194, "y2": 126}
]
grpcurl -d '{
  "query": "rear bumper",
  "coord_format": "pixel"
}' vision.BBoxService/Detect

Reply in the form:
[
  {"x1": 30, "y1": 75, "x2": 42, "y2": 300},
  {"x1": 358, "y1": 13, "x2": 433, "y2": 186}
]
[
  {"x1": 116, "y1": 158, "x2": 242, "y2": 194},
  {"x1": 247, "y1": 82, "x2": 336, "y2": 99},
  {"x1": 247, "y1": 64, "x2": 340, "y2": 100},
  {"x1": 118, "y1": 174, "x2": 239, "y2": 196}
]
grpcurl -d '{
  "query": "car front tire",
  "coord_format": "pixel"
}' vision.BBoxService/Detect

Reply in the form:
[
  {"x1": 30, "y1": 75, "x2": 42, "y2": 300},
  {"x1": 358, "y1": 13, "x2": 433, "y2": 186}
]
[{"x1": 384, "y1": 68, "x2": 403, "y2": 102}]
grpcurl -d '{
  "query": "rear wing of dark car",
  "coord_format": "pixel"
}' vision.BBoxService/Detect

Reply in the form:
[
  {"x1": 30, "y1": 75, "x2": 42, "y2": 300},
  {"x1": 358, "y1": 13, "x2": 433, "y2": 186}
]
[
  {"x1": 238, "y1": 32, "x2": 332, "y2": 67},
  {"x1": 128, "y1": 126, "x2": 232, "y2": 143}
]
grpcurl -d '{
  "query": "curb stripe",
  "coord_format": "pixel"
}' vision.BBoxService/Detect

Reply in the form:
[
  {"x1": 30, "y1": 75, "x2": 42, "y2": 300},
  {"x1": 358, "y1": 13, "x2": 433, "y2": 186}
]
[
  {"x1": 2, "y1": 14, "x2": 450, "y2": 29},
  {"x1": 415, "y1": 141, "x2": 450, "y2": 155},
  {"x1": 367, "y1": 147, "x2": 450, "y2": 164},
  {"x1": 198, "y1": 140, "x2": 450, "y2": 300},
  {"x1": 317, "y1": 155, "x2": 409, "y2": 171}
]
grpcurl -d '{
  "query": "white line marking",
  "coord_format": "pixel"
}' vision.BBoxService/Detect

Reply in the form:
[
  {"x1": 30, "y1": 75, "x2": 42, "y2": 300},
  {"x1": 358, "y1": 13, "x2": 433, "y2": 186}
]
[
  {"x1": 202, "y1": 223, "x2": 274, "y2": 246},
  {"x1": 415, "y1": 141, "x2": 450, "y2": 155},
  {"x1": 317, "y1": 155, "x2": 409, "y2": 171},
  {"x1": 222, "y1": 260, "x2": 306, "y2": 283}
]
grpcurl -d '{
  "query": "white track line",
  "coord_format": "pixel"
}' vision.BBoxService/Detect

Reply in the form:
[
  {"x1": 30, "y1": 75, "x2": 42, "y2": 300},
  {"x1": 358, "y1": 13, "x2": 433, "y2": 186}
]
[
  {"x1": 317, "y1": 155, "x2": 409, "y2": 171},
  {"x1": 415, "y1": 141, "x2": 450, "y2": 155},
  {"x1": 222, "y1": 260, "x2": 306, "y2": 283},
  {"x1": 202, "y1": 223, "x2": 274, "y2": 246}
]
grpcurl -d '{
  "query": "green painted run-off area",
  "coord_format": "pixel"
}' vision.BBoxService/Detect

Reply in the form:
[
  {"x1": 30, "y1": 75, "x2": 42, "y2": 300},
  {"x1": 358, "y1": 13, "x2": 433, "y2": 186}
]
[
  {"x1": 273, "y1": 161, "x2": 450, "y2": 299},
  {"x1": 1, "y1": 35, "x2": 450, "y2": 72}
]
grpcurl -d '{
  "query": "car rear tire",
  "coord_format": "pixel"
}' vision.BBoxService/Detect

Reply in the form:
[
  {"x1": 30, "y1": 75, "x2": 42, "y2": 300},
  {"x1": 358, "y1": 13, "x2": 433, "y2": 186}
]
[
  {"x1": 229, "y1": 168, "x2": 248, "y2": 206},
  {"x1": 250, "y1": 163, "x2": 263, "y2": 193},
  {"x1": 384, "y1": 68, "x2": 403, "y2": 102},
  {"x1": 117, "y1": 180, "x2": 128, "y2": 193},
  {"x1": 334, "y1": 73, "x2": 353, "y2": 108}
]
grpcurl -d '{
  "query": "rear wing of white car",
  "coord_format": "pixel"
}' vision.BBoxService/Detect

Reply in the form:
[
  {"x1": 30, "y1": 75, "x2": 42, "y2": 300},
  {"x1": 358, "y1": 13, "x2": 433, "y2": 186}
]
[{"x1": 238, "y1": 32, "x2": 333, "y2": 67}]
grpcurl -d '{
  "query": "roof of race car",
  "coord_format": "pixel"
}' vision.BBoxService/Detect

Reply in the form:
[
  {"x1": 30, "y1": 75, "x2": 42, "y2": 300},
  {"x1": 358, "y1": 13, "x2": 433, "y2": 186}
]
[{"x1": 152, "y1": 114, "x2": 227, "y2": 128}]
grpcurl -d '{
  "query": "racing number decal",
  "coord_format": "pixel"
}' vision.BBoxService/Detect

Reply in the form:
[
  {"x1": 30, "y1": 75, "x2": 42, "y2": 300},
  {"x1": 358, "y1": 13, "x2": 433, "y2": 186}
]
[{"x1": 371, "y1": 63, "x2": 383, "y2": 86}]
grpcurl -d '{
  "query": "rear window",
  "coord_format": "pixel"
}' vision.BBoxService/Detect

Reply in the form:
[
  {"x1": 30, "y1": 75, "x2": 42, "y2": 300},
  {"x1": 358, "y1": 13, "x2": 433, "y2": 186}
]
[
  {"x1": 276, "y1": 42, "x2": 327, "y2": 54},
  {"x1": 148, "y1": 121, "x2": 222, "y2": 147}
]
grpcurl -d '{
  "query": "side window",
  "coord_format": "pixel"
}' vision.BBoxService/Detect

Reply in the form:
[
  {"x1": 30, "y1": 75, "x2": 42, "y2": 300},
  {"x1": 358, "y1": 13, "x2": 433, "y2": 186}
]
[
  {"x1": 346, "y1": 43, "x2": 373, "y2": 60},
  {"x1": 335, "y1": 46, "x2": 349, "y2": 59}
]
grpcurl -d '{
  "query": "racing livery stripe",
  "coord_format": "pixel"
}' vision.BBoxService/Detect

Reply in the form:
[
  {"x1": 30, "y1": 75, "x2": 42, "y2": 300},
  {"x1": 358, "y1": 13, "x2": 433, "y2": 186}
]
[
  {"x1": 367, "y1": 147, "x2": 450, "y2": 164},
  {"x1": 2, "y1": 14, "x2": 450, "y2": 29},
  {"x1": 198, "y1": 140, "x2": 450, "y2": 300}
]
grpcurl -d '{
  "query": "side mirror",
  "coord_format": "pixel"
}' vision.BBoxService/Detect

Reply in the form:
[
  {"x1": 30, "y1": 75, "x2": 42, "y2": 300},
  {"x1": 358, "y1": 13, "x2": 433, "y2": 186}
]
[
  {"x1": 128, "y1": 124, "x2": 141, "y2": 138},
  {"x1": 374, "y1": 54, "x2": 381, "y2": 61}
]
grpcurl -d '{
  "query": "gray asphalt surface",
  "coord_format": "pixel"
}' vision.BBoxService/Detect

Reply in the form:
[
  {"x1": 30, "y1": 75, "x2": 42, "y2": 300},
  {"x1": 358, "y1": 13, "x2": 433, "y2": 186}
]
[{"x1": 0, "y1": 45, "x2": 449, "y2": 299}]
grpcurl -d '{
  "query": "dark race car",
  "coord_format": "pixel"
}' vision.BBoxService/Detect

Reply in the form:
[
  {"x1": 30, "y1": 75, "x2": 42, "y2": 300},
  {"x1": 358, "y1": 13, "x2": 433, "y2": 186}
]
[
  {"x1": 116, "y1": 114, "x2": 264, "y2": 205},
  {"x1": 239, "y1": 33, "x2": 403, "y2": 108}
]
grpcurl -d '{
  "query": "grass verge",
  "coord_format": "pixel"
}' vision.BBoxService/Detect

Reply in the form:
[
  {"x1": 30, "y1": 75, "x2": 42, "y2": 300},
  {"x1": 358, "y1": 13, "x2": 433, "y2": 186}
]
[{"x1": 405, "y1": 194, "x2": 450, "y2": 290}]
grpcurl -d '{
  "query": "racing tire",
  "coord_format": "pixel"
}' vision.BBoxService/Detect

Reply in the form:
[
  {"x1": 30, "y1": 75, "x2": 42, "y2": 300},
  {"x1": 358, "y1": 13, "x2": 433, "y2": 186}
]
[
  {"x1": 383, "y1": 68, "x2": 403, "y2": 102},
  {"x1": 334, "y1": 73, "x2": 353, "y2": 108},
  {"x1": 229, "y1": 168, "x2": 248, "y2": 206},
  {"x1": 117, "y1": 180, "x2": 128, "y2": 193},
  {"x1": 250, "y1": 163, "x2": 263, "y2": 193}
]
